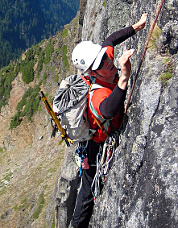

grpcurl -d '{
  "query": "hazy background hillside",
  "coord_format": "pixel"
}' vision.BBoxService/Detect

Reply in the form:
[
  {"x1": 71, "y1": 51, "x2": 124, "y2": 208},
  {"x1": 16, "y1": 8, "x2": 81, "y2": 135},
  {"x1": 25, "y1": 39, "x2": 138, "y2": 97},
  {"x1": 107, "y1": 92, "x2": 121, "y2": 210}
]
[
  {"x1": 0, "y1": 12, "x2": 82, "y2": 228},
  {"x1": 0, "y1": 0, "x2": 80, "y2": 68},
  {"x1": 0, "y1": 0, "x2": 83, "y2": 227}
]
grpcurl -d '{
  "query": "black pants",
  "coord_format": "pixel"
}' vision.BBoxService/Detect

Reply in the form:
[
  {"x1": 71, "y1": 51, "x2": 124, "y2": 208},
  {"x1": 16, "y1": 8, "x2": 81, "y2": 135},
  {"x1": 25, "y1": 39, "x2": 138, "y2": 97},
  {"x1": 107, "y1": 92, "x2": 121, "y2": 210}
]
[{"x1": 71, "y1": 140, "x2": 101, "y2": 228}]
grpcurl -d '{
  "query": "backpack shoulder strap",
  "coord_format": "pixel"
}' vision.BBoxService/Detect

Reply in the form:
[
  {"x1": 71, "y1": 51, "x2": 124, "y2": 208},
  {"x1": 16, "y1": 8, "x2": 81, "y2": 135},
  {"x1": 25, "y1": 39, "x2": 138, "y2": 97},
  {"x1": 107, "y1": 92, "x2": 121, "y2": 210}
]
[
  {"x1": 89, "y1": 83, "x2": 104, "y2": 120},
  {"x1": 80, "y1": 74, "x2": 91, "y2": 86},
  {"x1": 90, "y1": 83, "x2": 103, "y2": 91},
  {"x1": 89, "y1": 82, "x2": 109, "y2": 136}
]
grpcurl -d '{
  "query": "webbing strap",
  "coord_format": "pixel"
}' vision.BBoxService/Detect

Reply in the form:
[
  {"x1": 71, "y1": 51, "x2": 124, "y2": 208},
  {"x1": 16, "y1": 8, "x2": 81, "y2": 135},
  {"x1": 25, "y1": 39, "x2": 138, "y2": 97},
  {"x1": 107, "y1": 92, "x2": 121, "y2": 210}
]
[
  {"x1": 81, "y1": 75, "x2": 110, "y2": 136},
  {"x1": 89, "y1": 84, "x2": 110, "y2": 135},
  {"x1": 92, "y1": 114, "x2": 108, "y2": 136},
  {"x1": 80, "y1": 74, "x2": 91, "y2": 86}
]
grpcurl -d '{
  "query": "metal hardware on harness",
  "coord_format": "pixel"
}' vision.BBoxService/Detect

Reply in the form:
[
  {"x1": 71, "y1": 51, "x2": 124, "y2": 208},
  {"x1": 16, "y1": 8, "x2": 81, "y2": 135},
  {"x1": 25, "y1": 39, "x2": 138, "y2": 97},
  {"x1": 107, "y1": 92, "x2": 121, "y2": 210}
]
[
  {"x1": 100, "y1": 134, "x2": 116, "y2": 176},
  {"x1": 91, "y1": 132, "x2": 119, "y2": 201},
  {"x1": 75, "y1": 141, "x2": 88, "y2": 177},
  {"x1": 91, "y1": 146, "x2": 103, "y2": 201}
]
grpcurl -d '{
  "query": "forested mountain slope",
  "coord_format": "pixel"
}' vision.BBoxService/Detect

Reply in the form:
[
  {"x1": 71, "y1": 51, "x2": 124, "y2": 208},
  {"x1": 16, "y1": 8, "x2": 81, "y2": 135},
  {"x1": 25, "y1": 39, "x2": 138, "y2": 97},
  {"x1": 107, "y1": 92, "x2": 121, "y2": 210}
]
[
  {"x1": 0, "y1": 0, "x2": 177, "y2": 228},
  {"x1": 0, "y1": 0, "x2": 80, "y2": 67},
  {"x1": 0, "y1": 8, "x2": 83, "y2": 227}
]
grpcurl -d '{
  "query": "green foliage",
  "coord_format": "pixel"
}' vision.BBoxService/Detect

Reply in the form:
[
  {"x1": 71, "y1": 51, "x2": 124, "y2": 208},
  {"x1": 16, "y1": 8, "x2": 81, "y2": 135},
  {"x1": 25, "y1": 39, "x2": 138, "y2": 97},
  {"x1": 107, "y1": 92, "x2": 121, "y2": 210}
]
[
  {"x1": 163, "y1": 57, "x2": 170, "y2": 64},
  {"x1": 44, "y1": 93, "x2": 53, "y2": 105},
  {"x1": 0, "y1": 0, "x2": 80, "y2": 68},
  {"x1": 62, "y1": 28, "x2": 68, "y2": 38},
  {"x1": 62, "y1": 45, "x2": 70, "y2": 70},
  {"x1": 20, "y1": 48, "x2": 35, "y2": 83},
  {"x1": 0, "y1": 187, "x2": 6, "y2": 197},
  {"x1": 36, "y1": 52, "x2": 44, "y2": 77},
  {"x1": 158, "y1": 57, "x2": 173, "y2": 85},
  {"x1": 55, "y1": 73, "x2": 59, "y2": 83},
  {"x1": 43, "y1": 72, "x2": 48, "y2": 84},
  {"x1": 13, "y1": 197, "x2": 28, "y2": 211},
  {"x1": 103, "y1": 1, "x2": 106, "y2": 7},
  {"x1": 51, "y1": 216, "x2": 55, "y2": 228},
  {"x1": 10, "y1": 113, "x2": 22, "y2": 129},
  {"x1": 148, "y1": 23, "x2": 162, "y2": 51},
  {"x1": 21, "y1": 62, "x2": 34, "y2": 84},
  {"x1": 48, "y1": 167, "x2": 56, "y2": 173},
  {"x1": 0, "y1": 63, "x2": 17, "y2": 111},
  {"x1": 44, "y1": 39, "x2": 54, "y2": 64},
  {"x1": 33, "y1": 192, "x2": 45, "y2": 219},
  {"x1": 159, "y1": 72, "x2": 172, "y2": 82},
  {"x1": 0, "y1": 147, "x2": 3, "y2": 154},
  {"x1": 4, "y1": 171, "x2": 13, "y2": 182},
  {"x1": 19, "y1": 39, "x2": 53, "y2": 83},
  {"x1": 10, "y1": 85, "x2": 41, "y2": 129},
  {"x1": 73, "y1": 17, "x2": 79, "y2": 27},
  {"x1": 19, "y1": 198, "x2": 28, "y2": 210}
]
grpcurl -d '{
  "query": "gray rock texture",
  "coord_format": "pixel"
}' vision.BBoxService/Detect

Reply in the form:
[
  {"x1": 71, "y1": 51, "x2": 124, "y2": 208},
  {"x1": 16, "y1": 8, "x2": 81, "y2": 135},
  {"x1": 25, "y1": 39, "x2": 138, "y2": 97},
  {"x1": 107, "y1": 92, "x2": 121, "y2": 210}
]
[{"x1": 55, "y1": 0, "x2": 177, "y2": 227}]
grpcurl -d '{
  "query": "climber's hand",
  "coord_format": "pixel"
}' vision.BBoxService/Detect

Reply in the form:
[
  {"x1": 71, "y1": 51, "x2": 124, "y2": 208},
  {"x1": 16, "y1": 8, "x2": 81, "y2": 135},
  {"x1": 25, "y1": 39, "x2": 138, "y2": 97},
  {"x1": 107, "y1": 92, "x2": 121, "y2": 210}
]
[
  {"x1": 132, "y1": 13, "x2": 147, "y2": 33},
  {"x1": 118, "y1": 49, "x2": 135, "y2": 90}
]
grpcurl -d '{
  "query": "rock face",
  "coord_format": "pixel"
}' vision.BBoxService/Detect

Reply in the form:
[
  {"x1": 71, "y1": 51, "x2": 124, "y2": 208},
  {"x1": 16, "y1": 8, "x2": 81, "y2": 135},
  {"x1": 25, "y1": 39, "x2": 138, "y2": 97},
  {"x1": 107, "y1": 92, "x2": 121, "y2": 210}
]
[
  {"x1": 54, "y1": 145, "x2": 80, "y2": 228},
  {"x1": 55, "y1": 0, "x2": 177, "y2": 228}
]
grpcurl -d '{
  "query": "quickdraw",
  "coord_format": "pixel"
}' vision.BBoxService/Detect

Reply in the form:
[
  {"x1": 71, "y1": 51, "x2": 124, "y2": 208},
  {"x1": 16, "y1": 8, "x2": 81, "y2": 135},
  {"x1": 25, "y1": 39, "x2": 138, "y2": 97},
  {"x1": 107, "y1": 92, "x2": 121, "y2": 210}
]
[
  {"x1": 91, "y1": 131, "x2": 120, "y2": 201},
  {"x1": 100, "y1": 134, "x2": 117, "y2": 176}
]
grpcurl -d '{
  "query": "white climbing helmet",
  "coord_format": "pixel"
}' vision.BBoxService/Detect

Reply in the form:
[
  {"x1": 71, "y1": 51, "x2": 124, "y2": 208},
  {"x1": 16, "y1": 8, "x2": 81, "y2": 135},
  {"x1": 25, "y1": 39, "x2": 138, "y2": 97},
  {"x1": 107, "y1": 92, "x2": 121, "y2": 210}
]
[{"x1": 72, "y1": 41, "x2": 107, "y2": 73}]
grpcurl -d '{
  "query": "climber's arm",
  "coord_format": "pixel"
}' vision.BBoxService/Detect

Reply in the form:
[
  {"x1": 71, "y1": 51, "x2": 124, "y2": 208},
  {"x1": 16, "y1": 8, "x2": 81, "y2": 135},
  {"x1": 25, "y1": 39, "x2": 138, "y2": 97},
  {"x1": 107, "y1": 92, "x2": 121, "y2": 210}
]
[{"x1": 102, "y1": 13, "x2": 147, "y2": 47}]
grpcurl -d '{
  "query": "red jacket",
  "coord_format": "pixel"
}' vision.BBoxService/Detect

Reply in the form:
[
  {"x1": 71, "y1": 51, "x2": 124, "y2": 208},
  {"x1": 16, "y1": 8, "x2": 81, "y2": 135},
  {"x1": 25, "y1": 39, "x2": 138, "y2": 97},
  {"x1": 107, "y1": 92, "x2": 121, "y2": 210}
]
[
  {"x1": 88, "y1": 46, "x2": 119, "y2": 143},
  {"x1": 87, "y1": 26, "x2": 135, "y2": 143}
]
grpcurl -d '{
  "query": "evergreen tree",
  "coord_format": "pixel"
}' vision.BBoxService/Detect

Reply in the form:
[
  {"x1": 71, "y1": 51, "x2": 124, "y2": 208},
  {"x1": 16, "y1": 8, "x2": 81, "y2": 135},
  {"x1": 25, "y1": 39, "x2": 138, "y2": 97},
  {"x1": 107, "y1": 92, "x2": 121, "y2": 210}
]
[{"x1": 0, "y1": 0, "x2": 80, "y2": 68}]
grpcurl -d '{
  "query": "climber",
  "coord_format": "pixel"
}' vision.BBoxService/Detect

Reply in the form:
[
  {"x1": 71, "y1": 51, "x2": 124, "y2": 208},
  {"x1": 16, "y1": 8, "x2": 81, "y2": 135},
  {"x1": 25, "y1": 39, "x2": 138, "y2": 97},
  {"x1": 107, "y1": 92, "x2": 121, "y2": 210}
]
[{"x1": 70, "y1": 13, "x2": 147, "y2": 228}]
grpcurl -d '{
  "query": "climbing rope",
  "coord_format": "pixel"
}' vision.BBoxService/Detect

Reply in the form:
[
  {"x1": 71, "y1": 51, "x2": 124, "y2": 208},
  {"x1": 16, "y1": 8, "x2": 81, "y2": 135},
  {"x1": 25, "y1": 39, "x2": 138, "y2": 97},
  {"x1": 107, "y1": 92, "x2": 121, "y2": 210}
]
[
  {"x1": 91, "y1": 132, "x2": 119, "y2": 201},
  {"x1": 124, "y1": 0, "x2": 165, "y2": 114},
  {"x1": 91, "y1": 0, "x2": 165, "y2": 202}
]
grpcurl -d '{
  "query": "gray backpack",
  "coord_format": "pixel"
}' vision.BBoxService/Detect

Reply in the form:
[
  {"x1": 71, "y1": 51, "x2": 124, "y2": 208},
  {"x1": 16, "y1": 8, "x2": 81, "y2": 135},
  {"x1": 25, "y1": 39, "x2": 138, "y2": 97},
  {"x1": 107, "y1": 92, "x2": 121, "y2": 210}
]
[{"x1": 53, "y1": 74, "x2": 92, "y2": 143}]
